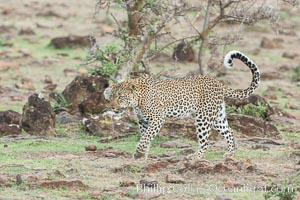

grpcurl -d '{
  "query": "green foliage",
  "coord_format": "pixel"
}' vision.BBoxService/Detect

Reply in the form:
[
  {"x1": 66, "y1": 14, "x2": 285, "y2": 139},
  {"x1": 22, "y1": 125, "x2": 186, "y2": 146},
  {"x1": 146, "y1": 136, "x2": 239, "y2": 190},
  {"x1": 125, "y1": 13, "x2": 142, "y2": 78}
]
[
  {"x1": 100, "y1": 196, "x2": 111, "y2": 200},
  {"x1": 227, "y1": 103, "x2": 268, "y2": 119},
  {"x1": 291, "y1": 66, "x2": 300, "y2": 82},
  {"x1": 130, "y1": 165, "x2": 142, "y2": 173},
  {"x1": 51, "y1": 93, "x2": 68, "y2": 112},
  {"x1": 264, "y1": 173, "x2": 299, "y2": 200},
  {"x1": 83, "y1": 44, "x2": 129, "y2": 77}
]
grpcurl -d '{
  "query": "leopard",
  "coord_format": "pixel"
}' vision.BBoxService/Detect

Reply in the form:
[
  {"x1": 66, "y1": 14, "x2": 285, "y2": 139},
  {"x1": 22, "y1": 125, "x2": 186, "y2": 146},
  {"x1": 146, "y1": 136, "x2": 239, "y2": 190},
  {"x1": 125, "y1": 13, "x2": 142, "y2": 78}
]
[{"x1": 105, "y1": 50, "x2": 260, "y2": 160}]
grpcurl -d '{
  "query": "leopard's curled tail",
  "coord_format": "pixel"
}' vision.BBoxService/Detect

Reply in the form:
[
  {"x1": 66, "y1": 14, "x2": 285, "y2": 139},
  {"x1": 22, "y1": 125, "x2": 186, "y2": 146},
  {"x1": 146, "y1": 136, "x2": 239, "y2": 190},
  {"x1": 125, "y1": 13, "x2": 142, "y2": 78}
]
[{"x1": 223, "y1": 50, "x2": 260, "y2": 99}]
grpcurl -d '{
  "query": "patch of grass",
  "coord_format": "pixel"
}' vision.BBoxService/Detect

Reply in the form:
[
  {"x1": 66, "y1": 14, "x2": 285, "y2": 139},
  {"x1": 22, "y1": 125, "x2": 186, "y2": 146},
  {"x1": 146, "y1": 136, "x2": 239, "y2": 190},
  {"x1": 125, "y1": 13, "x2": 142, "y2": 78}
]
[
  {"x1": 290, "y1": 66, "x2": 300, "y2": 82},
  {"x1": 129, "y1": 165, "x2": 142, "y2": 173},
  {"x1": 205, "y1": 150, "x2": 224, "y2": 161},
  {"x1": 13, "y1": 37, "x2": 85, "y2": 59},
  {"x1": 0, "y1": 187, "x2": 93, "y2": 200},
  {"x1": 264, "y1": 173, "x2": 300, "y2": 200},
  {"x1": 0, "y1": 154, "x2": 63, "y2": 174},
  {"x1": 234, "y1": 148, "x2": 288, "y2": 160},
  {"x1": 0, "y1": 102, "x2": 24, "y2": 113},
  {"x1": 107, "y1": 135, "x2": 195, "y2": 156},
  {"x1": 227, "y1": 103, "x2": 268, "y2": 119},
  {"x1": 281, "y1": 132, "x2": 300, "y2": 142}
]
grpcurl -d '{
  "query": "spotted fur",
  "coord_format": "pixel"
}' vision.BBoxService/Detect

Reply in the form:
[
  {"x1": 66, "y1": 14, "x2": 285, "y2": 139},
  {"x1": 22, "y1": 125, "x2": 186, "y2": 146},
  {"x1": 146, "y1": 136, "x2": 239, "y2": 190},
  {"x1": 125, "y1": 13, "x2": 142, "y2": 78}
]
[{"x1": 107, "y1": 51, "x2": 260, "y2": 159}]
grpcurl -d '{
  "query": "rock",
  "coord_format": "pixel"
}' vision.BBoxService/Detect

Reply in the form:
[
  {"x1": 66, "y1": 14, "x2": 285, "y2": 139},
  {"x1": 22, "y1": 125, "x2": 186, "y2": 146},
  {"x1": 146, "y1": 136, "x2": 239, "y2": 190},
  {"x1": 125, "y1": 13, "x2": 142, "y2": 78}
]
[
  {"x1": 260, "y1": 37, "x2": 280, "y2": 49},
  {"x1": 16, "y1": 174, "x2": 22, "y2": 185},
  {"x1": 56, "y1": 111, "x2": 80, "y2": 124},
  {"x1": 180, "y1": 148, "x2": 195, "y2": 155},
  {"x1": 39, "y1": 180, "x2": 88, "y2": 189},
  {"x1": 43, "y1": 84, "x2": 57, "y2": 92},
  {"x1": 261, "y1": 71, "x2": 282, "y2": 80},
  {"x1": 279, "y1": 64, "x2": 294, "y2": 72},
  {"x1": 96, "y1": 147, "x2": 130, "y2": 158},
  {"x1": 62, "y1": 75, "x2": 109, "y2": 114},
  {"x1": 78, "y1": 92, "x2": 108, "y2": 115},
  {"x1": 21, "y1": 93, "x2": 56, "y2": 136},
  {"x1": 173, "y1": 41, "x2": 195, "y2": 62},
  {"x1": 160, "y1": 140, "x2": 191, "y2": 148},
  {"x1": 144, "y1": 161, "x2": 169, "y2": 173},
  {"x1": 0, "y1": 110, "x2": 21, "y2": 124},
  {"x1": 82, "y1": 112, "x2": 137, "y2": 136},
  {"x1": 227, "y1": 114, "x2": 280, "y2": 137},
  {"x1": 119, "y1": 180, "x2": 136, "y2": 187},
  {"x1": 85, "y1": 145, "x2": 97, "y2": 152},
  {"x1": 224, "y1": 180, "x2": 242, "y2": 188},
  {"x1": 244, "y1": 159, "x2": 256, "y2": 171},
  {"x1": 0, "y1": 25, "x2": 16, "y2": 34},
  {"x1": 180, "y1": 160, "x2": 214, "y2": 174},
  {"x1": 165, "y1": 174, "x2": 185, "y2": 184},
  {"x1": 214, "y1": 163, "x2": 231, "y2": 173},
  {"x1": 63, "y1": 68, "x2": 78, "y2": 77},
  {"x1": 15, "y1": 78, "x2": 35, "y2": 91},
  {"x1": 0, "y1": 61, "x2": 19, "y2": 71},
  {"x1": 18, "y1": 26, "x2": 35, "y2": 35},
  {"x1": 50, "y1": 35, "x2": 89, "y2": 49},
  {"x1": 0, "y1": 124, "x2": 21, "y2": 136},
  {"x1": 285, "y1": 102, "x2": 300, "y2": 110},
  {"x1": 36, "y1": 10, "x2": 67, "y2": 19},
  {"x1": 0, "y1": 110, "x2": 22, "y2": 136},
  {"x1": 44, "y1": 75, "x2": 53, "y2": 84},
  {"x1": 78, "y1": 68, "x2": 88, "y2": 75},
  {"x1": 278, "y1": 29, "x2": 297, "y2": 36},
  {"x1": 282, "y1": 52, "x2": 298, "y2": 59}
]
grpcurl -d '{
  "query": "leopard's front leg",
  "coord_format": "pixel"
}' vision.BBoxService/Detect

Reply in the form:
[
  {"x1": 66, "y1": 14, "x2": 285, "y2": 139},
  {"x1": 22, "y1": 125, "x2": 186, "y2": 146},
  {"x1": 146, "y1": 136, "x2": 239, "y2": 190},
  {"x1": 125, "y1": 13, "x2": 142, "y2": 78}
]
[
  {"x1": 133, "y1": 117, "x2": 164, "y2": 160},
  {"x1": 136, "y1": 113, "x2": 148, "y2": 136}
]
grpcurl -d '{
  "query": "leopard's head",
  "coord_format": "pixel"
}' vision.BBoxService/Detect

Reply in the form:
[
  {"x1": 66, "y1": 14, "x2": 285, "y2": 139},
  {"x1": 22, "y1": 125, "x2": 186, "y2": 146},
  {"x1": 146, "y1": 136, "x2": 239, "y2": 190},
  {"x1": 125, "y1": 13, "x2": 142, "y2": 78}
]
[{"x1": 107, "y1": 82, "x2": 139, "y2": 110}]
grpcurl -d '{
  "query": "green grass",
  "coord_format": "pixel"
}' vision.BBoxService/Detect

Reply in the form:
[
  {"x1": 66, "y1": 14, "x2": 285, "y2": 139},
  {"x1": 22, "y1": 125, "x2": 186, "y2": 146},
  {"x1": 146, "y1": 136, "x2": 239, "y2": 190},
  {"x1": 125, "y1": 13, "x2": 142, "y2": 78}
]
[
  {"x1": 0, "y1": 102, "x2": 24, "y2": 113},
  {"x1": 281, "y1": 132, "x2": 300, "y2": 142},
  {"x1": 10, "y1": 37, "x2": 85, "y2": 59},
  {"x1": 0, "y1": 187, "x2": 93, "y2": 200}
]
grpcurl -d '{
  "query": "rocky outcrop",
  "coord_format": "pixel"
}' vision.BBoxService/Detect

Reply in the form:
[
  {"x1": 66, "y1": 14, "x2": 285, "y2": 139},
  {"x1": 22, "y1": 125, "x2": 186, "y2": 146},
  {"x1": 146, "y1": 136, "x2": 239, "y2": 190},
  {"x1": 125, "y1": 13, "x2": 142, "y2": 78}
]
[
  {"x1": 21, "y1": 93, "x2": 56, "y2": 136},
  {"x1": 0, "y1": 110, "x2": 22, "y2": 136},
  {"x1": 173, "y1": 41, "x2": 195, "y2": 62},
  {"x1": 50, "y1": 35, "x2": 89, "y2": 49},
  {"x1": 62, "y1": 75, "x2": 109, "y2": 114},
  {"x1": 227, "y1": 114, "x2": 280, "y2": 138}
]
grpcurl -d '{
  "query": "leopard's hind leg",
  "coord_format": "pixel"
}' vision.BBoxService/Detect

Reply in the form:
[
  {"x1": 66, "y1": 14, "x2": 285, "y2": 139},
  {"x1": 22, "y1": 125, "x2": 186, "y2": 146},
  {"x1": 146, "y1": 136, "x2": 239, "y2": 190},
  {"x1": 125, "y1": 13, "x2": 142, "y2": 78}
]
[{"x1": 213, "y1": 103, "x2": 235, "y2": 158}]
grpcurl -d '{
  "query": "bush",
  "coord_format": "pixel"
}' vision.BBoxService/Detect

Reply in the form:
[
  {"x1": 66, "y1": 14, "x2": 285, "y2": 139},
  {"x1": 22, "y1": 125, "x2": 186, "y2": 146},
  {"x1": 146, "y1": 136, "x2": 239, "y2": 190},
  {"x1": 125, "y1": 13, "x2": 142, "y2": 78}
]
[{"x1": 227, "y1": 103, "x2": 268, "y2": 119}]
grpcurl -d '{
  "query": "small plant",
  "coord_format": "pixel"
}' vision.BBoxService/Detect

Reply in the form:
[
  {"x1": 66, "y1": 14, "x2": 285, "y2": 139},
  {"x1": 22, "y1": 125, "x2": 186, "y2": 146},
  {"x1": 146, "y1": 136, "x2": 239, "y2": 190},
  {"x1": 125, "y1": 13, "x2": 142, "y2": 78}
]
[
  {"x1": 291, "y1": 66, "x2": 300, "y2": 82},
  {"x1": 227, "y1": 103, "x2": 268, "y2": 119},
  {"x1": 82, "y1": 43, "x2": 129, "y2": 78},
  {"x1": 130, "y1": 165, "x2": 142, "y2": 173},
  {"x1": 264, "y1": 173, "x2": 299, "y2": 200},
  {"x1": 50, "y1": 93, "x2": 68, "y2": 112}
]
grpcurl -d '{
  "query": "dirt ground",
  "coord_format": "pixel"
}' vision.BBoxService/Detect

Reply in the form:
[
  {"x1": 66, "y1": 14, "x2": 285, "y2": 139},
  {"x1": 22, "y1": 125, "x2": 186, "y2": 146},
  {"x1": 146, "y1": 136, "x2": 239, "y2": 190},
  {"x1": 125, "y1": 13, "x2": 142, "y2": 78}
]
[{"x1": 0, "y1": 0, "x2": 300, "y2": 200}]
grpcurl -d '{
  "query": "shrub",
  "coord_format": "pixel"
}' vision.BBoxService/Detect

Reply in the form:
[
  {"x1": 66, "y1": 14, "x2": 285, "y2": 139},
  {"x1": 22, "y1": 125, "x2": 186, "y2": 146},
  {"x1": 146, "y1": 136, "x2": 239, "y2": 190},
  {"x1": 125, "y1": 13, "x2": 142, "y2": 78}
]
[{"x1": 227, "y1": 103, "x2": 268, "y2": 119}]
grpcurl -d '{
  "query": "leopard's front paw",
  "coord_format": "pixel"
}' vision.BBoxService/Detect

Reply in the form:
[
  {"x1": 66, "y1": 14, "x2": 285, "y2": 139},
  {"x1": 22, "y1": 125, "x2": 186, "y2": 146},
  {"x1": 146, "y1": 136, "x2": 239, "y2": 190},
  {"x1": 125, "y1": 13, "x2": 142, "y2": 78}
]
[{"x1": 133, "y1": 151, "x2": 144, "y2": 159}]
